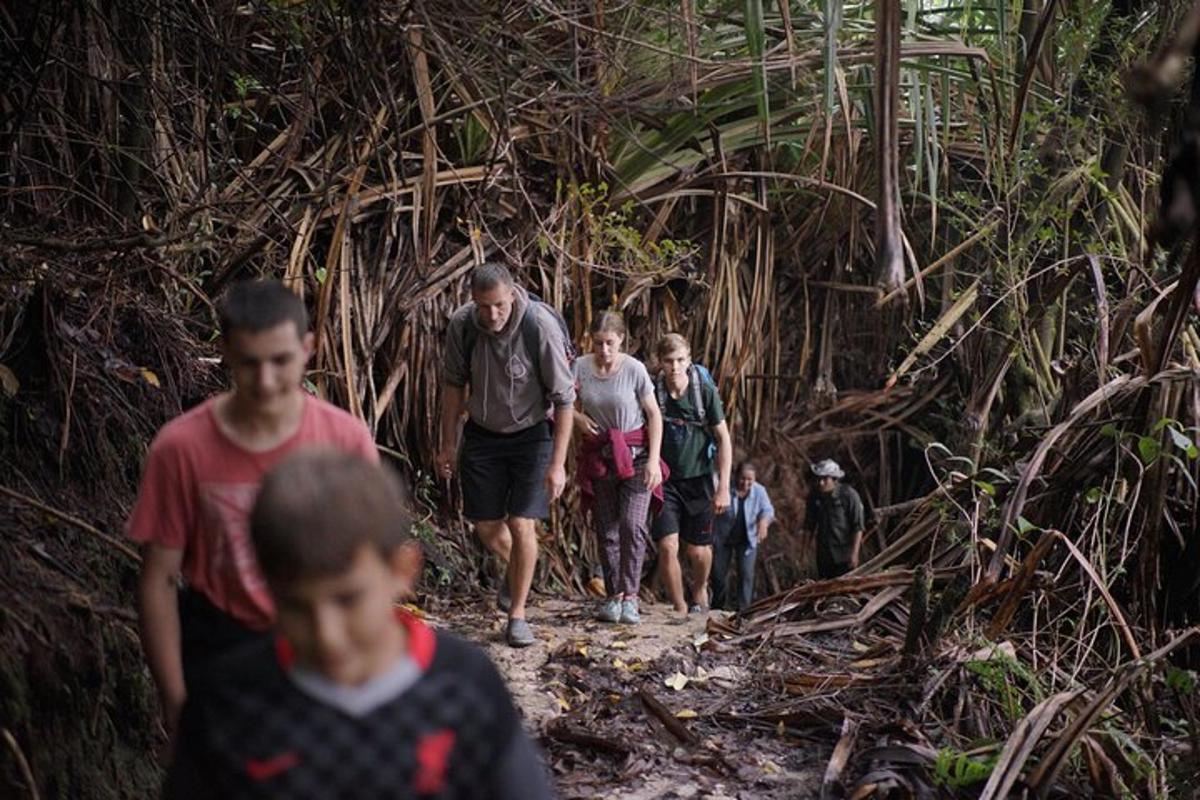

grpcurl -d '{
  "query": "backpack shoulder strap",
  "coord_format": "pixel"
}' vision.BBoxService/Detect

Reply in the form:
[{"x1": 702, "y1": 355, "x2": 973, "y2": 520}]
[
  {"x1": 654, "y1": 372, "x2": 668, "y2": 411},
  {"x1": 519, "y1": 302, "x2": 545, "y2": 387},
  {"x1": 689, "y1": 364, "x2": 707, "y2": 425},
  {"x1": 461, "y1": 309, "x2": 479, "y2": 377}
]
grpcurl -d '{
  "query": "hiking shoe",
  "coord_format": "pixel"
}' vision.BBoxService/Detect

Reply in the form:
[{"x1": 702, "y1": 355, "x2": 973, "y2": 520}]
[
  {"x1": 505, "y1": 618, "x2": 535, "y2": 648},
  {"x1": 688, "y1": 603, "x2": 708, "y2": 615},
  {"x1": 619, "y1": 599, "x2": 641, "y2": 625},
  {"x1": 597, "y1": 599, "x2": 621, "y2": 623},
  {"x1": 496, "y1": 583, "x2": 511, "y2": 613}
]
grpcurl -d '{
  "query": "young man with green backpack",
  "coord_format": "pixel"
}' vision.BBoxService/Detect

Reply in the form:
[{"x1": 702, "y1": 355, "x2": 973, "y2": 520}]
[{"x1": 650, "y1": 333, "x2": 732, "y2": 614}]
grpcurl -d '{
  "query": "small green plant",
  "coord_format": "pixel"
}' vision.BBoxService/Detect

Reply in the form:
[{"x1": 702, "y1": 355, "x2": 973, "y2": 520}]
[
  {"x1": 965, "y1": 642, "x2": 1044, "y2": 720},
  {"x1": 227, "y1": 73, "x2": 263, "y2": 125},
  {"x1": 1166, "y1": 665, "x2": 1198, "y2": 695},
  {"x1": 411, "y1": 519, "x2": 452, "y2": 588},
  {"x1": 231, "y1": 73, "x2": 263, "y2": 99},
  {"x1": 1103, "y1": 418, "x2": 1198, "y2": 467},
  {"x1": 932, "y1": 747, "x2": 996, "y2": 789},
  {"x1": 570, "y1": 181, "x2": 697, "y2": 274}
]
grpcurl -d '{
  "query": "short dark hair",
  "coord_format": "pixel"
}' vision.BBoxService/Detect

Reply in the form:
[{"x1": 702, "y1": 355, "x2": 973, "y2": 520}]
[
  {"x1": 469, "y1": 262, "x2": 515, "y2": 293},
  {"x1": 218, "y1": 280, "x2": 308, "y2": 338},
  {"x1": 250, "y1": 452, "x2": 412, "y2": 583}
]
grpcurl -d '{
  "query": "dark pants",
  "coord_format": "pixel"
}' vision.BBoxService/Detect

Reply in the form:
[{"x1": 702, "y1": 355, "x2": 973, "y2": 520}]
[
  {"x1": 712, "y1": 538, "x2": 756, "y2": 610},
  {"x1": 816, "y1": 552, "x2": 851, "y2": 580},
  {"x1": 179, "y1": 589, "x2": 268, "y2": 689}
]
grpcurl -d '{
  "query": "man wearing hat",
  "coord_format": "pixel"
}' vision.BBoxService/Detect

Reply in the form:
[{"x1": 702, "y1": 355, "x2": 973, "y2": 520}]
[{"x1": 805, "y1": 459, "x2": 865, "y2": 579}]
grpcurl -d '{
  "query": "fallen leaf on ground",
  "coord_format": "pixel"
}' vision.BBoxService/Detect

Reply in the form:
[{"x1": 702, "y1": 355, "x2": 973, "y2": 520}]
[{"x1": 664, "y1": 672, "x2": 689, "y2": 691}]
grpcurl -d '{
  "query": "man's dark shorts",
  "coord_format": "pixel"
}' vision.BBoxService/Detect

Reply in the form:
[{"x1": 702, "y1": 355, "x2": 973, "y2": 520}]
[
  {"x1": 460, "y1": 420, "x2": 553, "y2": 521},
  {"x1": 652, "y1": 474, "x2": 715, "y2": 546}
]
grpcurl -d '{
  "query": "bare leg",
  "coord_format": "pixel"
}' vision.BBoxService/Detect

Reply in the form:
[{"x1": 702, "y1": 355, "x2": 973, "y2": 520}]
[
  {"x1": 474, "y1": 519, "x2": 513, "y2": 562},
  {"x1": 656, "y1": 534, "x2": 687, "y2": 613},
  {"x1": 687, "y1": 544, "x2": 713, "y2": 609},
  {"x1": 474, "y1": 519, "x2": 512, "y2": 599},
  {"x1": 505, "y1": 516, "x2": 538, "y2": 620}
]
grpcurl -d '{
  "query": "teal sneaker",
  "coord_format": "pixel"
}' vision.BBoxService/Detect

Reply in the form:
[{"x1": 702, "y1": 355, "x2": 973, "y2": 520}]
[
  {"x1": 619, "y1": 599, "x2": 640, "y2": 625},
  {"x1": 597, "y1": 598, "x2": 621, "y2": 623}
]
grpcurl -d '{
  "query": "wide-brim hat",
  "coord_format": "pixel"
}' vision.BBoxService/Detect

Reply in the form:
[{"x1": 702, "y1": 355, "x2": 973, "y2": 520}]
[{"x1": 811, "y1": 459, "x2": 844, "y2": 479}]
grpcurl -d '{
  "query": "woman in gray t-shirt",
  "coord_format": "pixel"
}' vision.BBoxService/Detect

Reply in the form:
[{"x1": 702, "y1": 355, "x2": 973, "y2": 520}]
[{"x1": 573, "y1": 311, "x2": 663, "y2": 625}]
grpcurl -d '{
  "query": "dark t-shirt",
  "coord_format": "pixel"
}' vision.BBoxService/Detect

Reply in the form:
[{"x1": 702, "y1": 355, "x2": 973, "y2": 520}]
[
  {"x1": 730, "y1": 494, "x2": 750, "y2": 545},
  {"x1": 165, "y1": 618, "x2": 555, "y2": 800},
  {"x1": 806, "y1": 483, "x2": 865, "y2": 566},
  {"x1": 658, "y1": 378, "x2": 724, "y2": 479}
]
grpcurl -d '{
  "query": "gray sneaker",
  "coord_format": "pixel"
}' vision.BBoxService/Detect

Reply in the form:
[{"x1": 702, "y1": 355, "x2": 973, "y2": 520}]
[
  {"x1": 505, "y1": 618, "x2": 535, "y2": 648},
  {"x1": 496, "y1": 583, "x2": 511, "y2": 613},
  {"x1": 619, "y1": 599, "x2": 640, "y2": 625},
  {"x1": 597, "y1": 599, "x2": 621, "y2": 623}
]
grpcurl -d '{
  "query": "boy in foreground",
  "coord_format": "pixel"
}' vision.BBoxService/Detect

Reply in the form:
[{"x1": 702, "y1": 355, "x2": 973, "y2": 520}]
[
  {"x1": 165, "y1": 452, "x2": 555, "y2": 799},
  {"x1": 129, "y1": 280, "x2": 377, "y2": 739}
]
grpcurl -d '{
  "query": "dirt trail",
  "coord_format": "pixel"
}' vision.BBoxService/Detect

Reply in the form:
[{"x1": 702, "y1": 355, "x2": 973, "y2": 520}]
[
  {"x1": 429, "y1": 595, "x2": 825, "y2": 800},
  {"x1": 469, "y1": 599, "x2": 706, "y2": 727}
]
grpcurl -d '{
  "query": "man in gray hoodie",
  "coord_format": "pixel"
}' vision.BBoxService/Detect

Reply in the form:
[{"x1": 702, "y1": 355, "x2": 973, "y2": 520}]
[{"x1": 437, "y1": 263, "x2": 576, "y2": 647}]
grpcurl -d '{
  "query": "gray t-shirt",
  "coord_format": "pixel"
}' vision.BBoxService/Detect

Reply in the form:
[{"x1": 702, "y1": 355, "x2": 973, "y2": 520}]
[{"x1": 574, "y1": 354, "x2": 654, "y2": 433}]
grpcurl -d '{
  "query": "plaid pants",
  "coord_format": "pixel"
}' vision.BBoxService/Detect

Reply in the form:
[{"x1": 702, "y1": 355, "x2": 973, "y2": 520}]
[{"x1": 590, "y1": 461, "x2": 652, "y2": 598}]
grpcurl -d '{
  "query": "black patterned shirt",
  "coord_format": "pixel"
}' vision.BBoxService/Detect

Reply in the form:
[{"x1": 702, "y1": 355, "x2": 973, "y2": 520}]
[{"x1": 165, "y1": 613, "x2": 555, "y2": 800}]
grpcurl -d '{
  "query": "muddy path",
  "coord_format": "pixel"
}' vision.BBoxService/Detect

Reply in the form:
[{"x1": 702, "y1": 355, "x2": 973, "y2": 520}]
[{"x1": 425, "y1": 595, "x2": 826, "y2": 799}]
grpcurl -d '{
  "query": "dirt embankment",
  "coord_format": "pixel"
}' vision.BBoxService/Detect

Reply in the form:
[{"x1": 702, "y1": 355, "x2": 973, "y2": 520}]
[{"x1": 1, "y1": 271, "x2": 220, "y2": 799}]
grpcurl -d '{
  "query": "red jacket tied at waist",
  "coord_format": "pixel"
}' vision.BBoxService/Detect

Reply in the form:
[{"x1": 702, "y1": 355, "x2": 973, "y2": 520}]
[{"x1": 576, "y1": 427, "x2": 669, "y2": 514}]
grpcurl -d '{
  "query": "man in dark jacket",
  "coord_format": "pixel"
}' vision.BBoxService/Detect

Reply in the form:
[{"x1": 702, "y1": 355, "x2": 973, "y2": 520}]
[{"x1": 804, "y1": 459, "x2": 865, "y2": 579}]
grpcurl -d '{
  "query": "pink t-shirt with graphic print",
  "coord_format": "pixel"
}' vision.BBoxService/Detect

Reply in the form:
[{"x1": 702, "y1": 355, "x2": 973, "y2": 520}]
[{"x1": 127, "y1": 394, "x2": 378, "y2": 630}]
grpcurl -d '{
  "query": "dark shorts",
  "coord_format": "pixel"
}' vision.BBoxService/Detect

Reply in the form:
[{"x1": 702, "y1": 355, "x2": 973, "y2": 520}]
[
  {"x1": 652, "y1": 474, "x2": 715, "y2": 546},
  {"x1": 460, "y1": 420, "x2": 553, "y2": 521},
  {"x1": 179, "y1": 589, "x2": 268, "y2": 689}
]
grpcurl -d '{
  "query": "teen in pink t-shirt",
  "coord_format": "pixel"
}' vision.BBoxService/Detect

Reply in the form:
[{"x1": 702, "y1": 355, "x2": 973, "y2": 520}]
[
  {"x1": 127, "y1": 393, "x2": 376, "y2": 629},
  {"x1": 129, "y1": 280, "x2": 377, "y2": 739}
]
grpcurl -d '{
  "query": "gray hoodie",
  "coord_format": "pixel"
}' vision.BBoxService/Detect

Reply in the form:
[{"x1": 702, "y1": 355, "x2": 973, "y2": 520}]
[{"x1": 443, "y1": 286, "x2": 576, "y2": 433}]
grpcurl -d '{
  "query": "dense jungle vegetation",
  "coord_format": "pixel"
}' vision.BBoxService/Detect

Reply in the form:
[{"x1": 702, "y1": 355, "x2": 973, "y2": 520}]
[{"x1": 3, "y1": 0, "x2": 1200, "y2": 796}]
